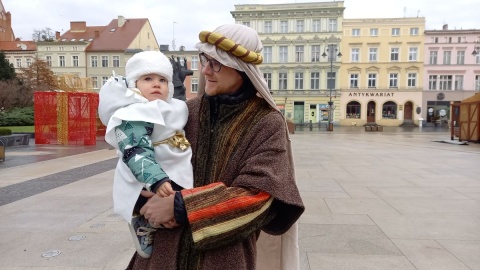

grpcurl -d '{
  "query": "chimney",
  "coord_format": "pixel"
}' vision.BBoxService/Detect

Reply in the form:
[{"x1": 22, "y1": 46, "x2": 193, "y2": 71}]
[
  {"x1": 118, "y1": 16, "x2": 126, "y2": 27},
  {"x1": 55, "y1": 31, "x2": 60, "y2": 40},
  {"x1": 442, "y1": 24, "x2": 448, "y2": 30},
  {"x1": 70, "y1": 21, "x2": 87, "y2": 32},
  {"x1": 94, "y1": 31, "x2": 100, "y2": 38}
]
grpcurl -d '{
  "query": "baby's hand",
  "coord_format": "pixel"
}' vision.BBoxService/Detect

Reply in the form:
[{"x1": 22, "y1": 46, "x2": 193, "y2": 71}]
[{"x1": 156, "y1": 181, "x2": 175, "y2": 197}]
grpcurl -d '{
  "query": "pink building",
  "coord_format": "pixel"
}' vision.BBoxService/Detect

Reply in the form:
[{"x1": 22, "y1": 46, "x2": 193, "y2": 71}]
[{"x1": 423, "y1": 24, "x2": 480, "y2": 125}]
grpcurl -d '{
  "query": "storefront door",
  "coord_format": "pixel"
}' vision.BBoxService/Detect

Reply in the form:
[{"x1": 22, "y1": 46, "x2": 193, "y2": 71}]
[
  {"x1": 293, "y1": 102, "x2": 305, "y2": 123},
  {"x1": 367, "y1": 101, "x2": 376, "y2": 123},
  {"x1": 404, "y1": 102, "x2": 413, "y2": 120}
]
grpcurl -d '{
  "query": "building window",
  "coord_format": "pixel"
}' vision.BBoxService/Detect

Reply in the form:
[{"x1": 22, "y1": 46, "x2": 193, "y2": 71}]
[
  {"x1": 351, "y1": 48, "x2": 359, "y2": 62},
  {"x1": 279, "y1": 72, "x2": 288, "y2": 90},
  {"x1": 409, "y1": 47, "x2": 418, "y2": 61},
  {"x1": 390, "y1": 48, "x2": 399, "y2": 61},
  {"x1": 46, "y1": 56, "x2": 52, "y2": 66},
  {"x1": 312, "y1": 19, "x2": 320, "y2": 32},
  {"x1": 59, "y1": 46, "x2": 64, "y2": 51},
  {"x1": 455, "y1": 75, "x2": 464, "y2": 90},
  {"x1": 369, "y1": 48, "x2": 377, "y2": 62},
  {"x1": 328, "y1": 19, "x2": 337, "y2": 32},
  {"x1": 407, "y1": 73, "x2": 417, "y2": 87},
  {"x1": 280, "y1": 21, "x2": 288, "y2": 33},
  {"x1": 311, "y1": 45, "x2": 321, "y2": 62},
  {"x1": 311, "y1": 72, "x2": 320, "y2": 89},
  {"x1": 370, "y1": 28, "x2": 378, "y2": 36},
  {"x1": 456, "y1": 51, "x2": 465, "y2": 65},
  {"x1": 429, "y1": 51, "x2": 438, "y2": 64},
  {"x1": 389, "y1": 73, "x2": 398, "y2": 88},
  {"x1": 73, "y1": 46, "x2": 78, "y2": 51},
  {"x1": 242, "y1": 21, "x2": 250, "y2": 27},
  {"x1": 327, "y1": 71, "x2": 336, "y2": 89},
  {"x1": 102, "y1": 76, "x2": 109, "y2": 86},
  {"x1": 263, "y1": 46, "x2": 272, "y2": 63},
  {"x1": 16, "y1": 58, "x2": 22, "y2": 68},
  {"x1": 296, "y1": 20, "x2": 304, "y2": 32},
  {"x1": 346, "y1": 101, "x2": 361, "y2": 118},
  {"x1": 294, "y1": 72, "x2": 303, "y2": 90},
  {"x1": 475, "y1": 75, "x2": 480, "y2": 90},
  {"x1": 439, "y1": 75, "x2": 453, "y2": 90},
  {"x1": 91, "y1": 77, "x2": 98, "y2": 89},
  {"x1": 476, "y1": 53, "x2": 480, "y2": 64},
  {"x1": 191, "y1": 78, "x2": 198, "y2": 93},
  {"x1": 349, "y1": 74, "x2": 358, "y2": 88},
  {"x1": 352, "y1": 29, "x2": 360, "y2": 36},
  {"x1": 72, "y1": 55, "x2": 79, "y2": 67},
  {"x1": 264, "y1": 21, "x2": 272, "y2": 33},
  {"x1": 295, "y1": 46, "x2": 304, "y2": 62},
  {"x1": 45, "y1": 47, "x2": 51, "y2": 51},
  {"x1": 279, "y1": 46, "x2": 288, "y2": 63},
  {"x1": 392, "y1": 28, "x2": 400, "y2": 36},
  {"x1": 191, "y1": 56, "x2": 198, "y2": 70},
  {"x1": 368, "y1": 73, "x2": 377, "y2": 88},
  {"x1": 26, "y1": 58, "x2": 32, "y2": 67},
  {"x1": 91, "y1": 56, "x2": 98, "y2": 67},
  {"x1": 113, "y1": 56, "x2": 120, "y2": 67},
  {"x1": 443, "y1": 51, "x2": 451, "y2": 64},
  {"x1": 382, "y1": 101, "x2": 397, "y2": 119},
  {"x1": 102, "y1": 56, "x2": 108, "y2": 67},
  {"x1": 410, "y1": 27, "x2": 419, "y2": 35},
  {"x1": 263, "y1": 73, "x2": 271, "y2": 89},
  {"x1": 59, "y1": 56, "x2": 65, "y2": 67},
  {"x1": 429, "y1": 75, "x2": 437, "y2": 90}
]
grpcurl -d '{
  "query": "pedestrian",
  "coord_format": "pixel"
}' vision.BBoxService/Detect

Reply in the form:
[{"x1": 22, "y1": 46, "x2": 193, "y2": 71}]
[
  {"x1": 127, "y1": 24, "x2": 304, "y2": 270},
  {"x1": 98, "y1": 50, "x2": 193, "y2": 259}
]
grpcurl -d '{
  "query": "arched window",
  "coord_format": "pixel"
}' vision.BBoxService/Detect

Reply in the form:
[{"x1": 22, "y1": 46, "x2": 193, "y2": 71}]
[
  {"x1": 382, "y1": 101, "x2": 397, "y2": 119},
  {"x1": 346, "y1": 101, "x2": 361, "y2": 118}
]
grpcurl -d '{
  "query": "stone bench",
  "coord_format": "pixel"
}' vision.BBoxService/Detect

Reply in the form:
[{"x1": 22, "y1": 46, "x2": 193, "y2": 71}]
[{"x1": 0, "y1": 134, "x2": 31, "y2": 147}]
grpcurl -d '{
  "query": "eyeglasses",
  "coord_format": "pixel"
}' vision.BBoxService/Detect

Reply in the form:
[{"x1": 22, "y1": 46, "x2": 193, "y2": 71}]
[{"x1": 199, "y1": 53, "x2": 222, "y2": 72}]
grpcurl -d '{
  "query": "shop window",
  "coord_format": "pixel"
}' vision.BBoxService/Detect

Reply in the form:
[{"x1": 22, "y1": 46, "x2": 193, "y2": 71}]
[
  {"x1": 346, "y1": 101, "x2": 361, "y2": 119},
  {"x1": 382, "y1": 101, "x2": 397, "y2": 119}
]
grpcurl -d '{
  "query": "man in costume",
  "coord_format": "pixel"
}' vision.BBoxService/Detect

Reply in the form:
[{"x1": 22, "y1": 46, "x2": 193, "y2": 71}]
[{"x1": 128, "y1": 24, "x2": 304, "y2": 270}]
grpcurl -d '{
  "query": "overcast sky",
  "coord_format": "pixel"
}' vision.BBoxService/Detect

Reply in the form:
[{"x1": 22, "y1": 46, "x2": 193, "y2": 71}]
[{"x1": 5, "y1": 0, "x2": 480, "y2": 50}]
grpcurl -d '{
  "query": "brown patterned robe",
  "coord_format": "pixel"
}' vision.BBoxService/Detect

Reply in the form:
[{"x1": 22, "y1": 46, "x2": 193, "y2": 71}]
[{"x1": 127, "y1": 94, "x2": 304, "y2": 269}]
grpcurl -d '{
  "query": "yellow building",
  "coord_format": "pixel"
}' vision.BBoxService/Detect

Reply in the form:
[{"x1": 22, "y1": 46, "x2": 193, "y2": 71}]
[
  {"x1": 232, "y1": 2, "x2": 345, "y2": 127},
  {"x1": 340, "y1": 18, "x2": 425, "y2": 126}
]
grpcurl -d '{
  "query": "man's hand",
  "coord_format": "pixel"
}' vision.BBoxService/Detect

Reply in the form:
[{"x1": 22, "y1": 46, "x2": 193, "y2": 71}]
[{"x1": 140, "y1": 193, "x2": 176, "y2": 228}]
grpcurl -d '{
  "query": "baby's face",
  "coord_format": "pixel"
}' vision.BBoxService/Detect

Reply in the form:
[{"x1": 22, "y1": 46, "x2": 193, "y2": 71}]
[{"x1": 136, "y1": 73, "x2": 169, "y2": 101}]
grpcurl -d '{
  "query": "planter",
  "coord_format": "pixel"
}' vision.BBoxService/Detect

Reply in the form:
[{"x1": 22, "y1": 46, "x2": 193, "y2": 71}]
[
  {"x1": 286, "y1": 120, "x2": 295, "y2": 134},
  {"x1": 0, "y1": 140, "x2": 4, "y2": 162}
]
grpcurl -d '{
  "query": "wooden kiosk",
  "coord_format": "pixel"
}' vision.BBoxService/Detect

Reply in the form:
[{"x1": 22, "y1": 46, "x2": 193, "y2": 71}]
[{"x1": 451, "y1": 93, "x2": 480, "y2": 143}]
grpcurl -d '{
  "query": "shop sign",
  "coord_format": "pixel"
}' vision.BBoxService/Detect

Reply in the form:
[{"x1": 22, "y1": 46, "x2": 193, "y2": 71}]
[{"x1": 348, "y1": 92, "x2": 395, "y2": 97}]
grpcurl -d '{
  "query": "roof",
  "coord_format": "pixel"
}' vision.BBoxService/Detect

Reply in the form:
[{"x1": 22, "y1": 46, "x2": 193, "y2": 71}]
[
  {"x1": 85, "y1": 18, "x2": 148, "y2": 51},
  {"x1": 59, "y1": 26, "x2": 106, "y2": 42},
  {"x1": 461, "y1": 93, "x2": 480, "y2": 104},
  {"x1": 0, "y1": 41, "x2": 36, "y2": 51}
]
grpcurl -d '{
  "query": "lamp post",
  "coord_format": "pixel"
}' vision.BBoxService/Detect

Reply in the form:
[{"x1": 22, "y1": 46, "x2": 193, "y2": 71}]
[{"x1": 322, "y1": 44, "x2": 342, "y2": 131}]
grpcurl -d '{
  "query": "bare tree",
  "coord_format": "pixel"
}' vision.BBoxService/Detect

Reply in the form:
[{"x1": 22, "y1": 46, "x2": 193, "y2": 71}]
[{"x1": 32, "y1": 27, "x2": 55, "y2": 42}]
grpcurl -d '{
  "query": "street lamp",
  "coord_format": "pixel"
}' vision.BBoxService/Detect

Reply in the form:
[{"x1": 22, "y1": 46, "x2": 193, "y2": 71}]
[
  {"x1": 471, "y1": 41, "x2": 479, "y2": 57},
  {"x1": 472, "y1": 41, "x2": 480, "y2": 92},
  {"x1": 322, "y1": 44, "x2": 342, "y2": 131}
]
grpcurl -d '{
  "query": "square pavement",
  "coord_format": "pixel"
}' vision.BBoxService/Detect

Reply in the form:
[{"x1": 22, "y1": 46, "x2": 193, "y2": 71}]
[{"x1": 1, "y1": 127, "x2": 479, "y2": 269}]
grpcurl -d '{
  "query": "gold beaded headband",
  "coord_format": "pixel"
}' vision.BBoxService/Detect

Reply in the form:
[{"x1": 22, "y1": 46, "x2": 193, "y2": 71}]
[{"x1": 199, "y1": 31, "x2": 263, "y2": 65}]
